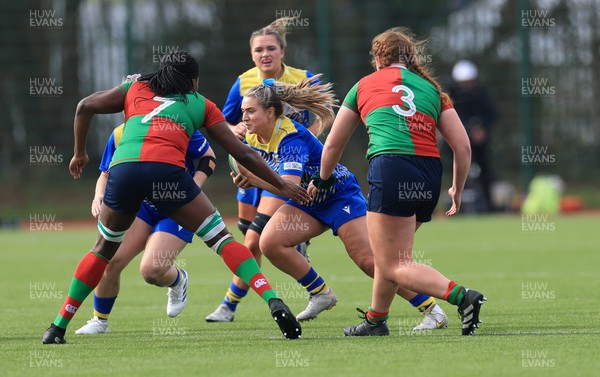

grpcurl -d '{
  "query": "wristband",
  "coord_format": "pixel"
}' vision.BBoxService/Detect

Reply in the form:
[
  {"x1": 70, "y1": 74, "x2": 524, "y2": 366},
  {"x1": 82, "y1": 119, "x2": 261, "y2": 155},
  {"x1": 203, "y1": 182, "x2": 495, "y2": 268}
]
[{"x1": 311, "y1": 171, "x2": 336, "y2": 189}]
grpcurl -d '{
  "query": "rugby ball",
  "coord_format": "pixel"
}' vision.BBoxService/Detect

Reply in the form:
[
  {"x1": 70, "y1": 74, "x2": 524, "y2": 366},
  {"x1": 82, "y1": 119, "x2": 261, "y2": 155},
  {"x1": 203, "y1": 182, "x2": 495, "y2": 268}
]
[{"x1": 228, "y1": 155, "x2": 241, "y2": 175}]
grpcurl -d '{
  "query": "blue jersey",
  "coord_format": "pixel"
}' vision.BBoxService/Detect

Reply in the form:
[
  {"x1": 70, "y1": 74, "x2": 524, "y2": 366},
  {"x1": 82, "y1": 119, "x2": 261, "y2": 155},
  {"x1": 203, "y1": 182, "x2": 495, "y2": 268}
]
[
  {"x1": 99, "y1": 124, "x2": 210, "y2": 175},
  {"x1": 246, "y1": 117, "x2": 352, "y2": 206},
  {"x1": 223, "y1": 65, "x2": 316, "y2": 128}
]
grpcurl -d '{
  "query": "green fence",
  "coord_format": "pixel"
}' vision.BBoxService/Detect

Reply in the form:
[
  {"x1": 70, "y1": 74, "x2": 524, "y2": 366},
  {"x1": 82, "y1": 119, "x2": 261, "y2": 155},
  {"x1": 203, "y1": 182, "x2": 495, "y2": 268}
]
[{"x1": 1, "y1": 0, "x2": 598, "y2": 218}]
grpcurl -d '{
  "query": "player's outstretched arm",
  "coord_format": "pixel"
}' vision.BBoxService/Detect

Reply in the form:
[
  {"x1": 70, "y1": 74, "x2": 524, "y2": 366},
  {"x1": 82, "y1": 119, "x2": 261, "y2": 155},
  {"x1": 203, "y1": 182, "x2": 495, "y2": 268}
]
[{"x1": 71, "y1": 87, "x2": 125, "y2": 179}]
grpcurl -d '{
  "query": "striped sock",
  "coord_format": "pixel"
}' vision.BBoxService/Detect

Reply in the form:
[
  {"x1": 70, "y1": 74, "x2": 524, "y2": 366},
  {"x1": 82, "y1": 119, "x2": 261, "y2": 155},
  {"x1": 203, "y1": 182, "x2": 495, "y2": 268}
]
[
  {"x1": 444, "y1": 281, "x2": 466, "y2": 306},
  {"x1": 53, "y1": 252, "x2": 109, "y2": 329},
  {"x1": 297, "y1": 267, "x2": 327, "y2": 296},
  {"x1": 93, "y1": 294, "x2": 117, "y2": 321},
  {"x1": 218, "y1": 241, "x2": 277, "y2": 303},
  {"x1": 222, "y1": 281, "x2": 249, "y2": 312},
  {"x1": 409, "y1": 293, "x2": 436, "y2": 313},
  {"x1": 366, "y1": 307, "x2": 389, "y2": 325}
]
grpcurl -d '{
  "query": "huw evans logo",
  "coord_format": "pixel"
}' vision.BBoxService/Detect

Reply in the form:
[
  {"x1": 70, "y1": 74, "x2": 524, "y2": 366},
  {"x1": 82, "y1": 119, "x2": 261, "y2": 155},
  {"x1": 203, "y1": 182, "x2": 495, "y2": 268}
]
[{"x1": 29, "y1": 10, "x2": 63, "y2": 29}]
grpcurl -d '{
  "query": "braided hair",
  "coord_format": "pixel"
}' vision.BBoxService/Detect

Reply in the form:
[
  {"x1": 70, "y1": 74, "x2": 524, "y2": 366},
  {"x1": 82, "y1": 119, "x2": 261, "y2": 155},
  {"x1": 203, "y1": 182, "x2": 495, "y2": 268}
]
[{"x1": 138, "y1": 50, "x2": 199, "y2": 103}]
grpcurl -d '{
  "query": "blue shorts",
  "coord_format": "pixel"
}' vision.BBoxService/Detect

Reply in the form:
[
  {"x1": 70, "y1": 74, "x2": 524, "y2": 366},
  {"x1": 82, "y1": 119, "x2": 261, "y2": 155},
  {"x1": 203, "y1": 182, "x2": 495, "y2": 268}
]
[
  {"x1": 286, "y1": 176, "x2": 367, "y2": 235},
  {"x1": 236, "y1": 187, "x2": 286, "y2": 206},
  {"x1": 260, "y1": 188, "x2": 287, "y2": 202},
  {"x1": 367, "y1": 154, "x2": 441, "y2": 222},
  {"x1": 236, "y1": 187, "x2": 261, "y2": 206},
  {"x1": 104, "y1": 162, "x2": 201, "y2": 216},
  {"x1": 137, "y1": 201, "x2": 193, "y2": 243}
]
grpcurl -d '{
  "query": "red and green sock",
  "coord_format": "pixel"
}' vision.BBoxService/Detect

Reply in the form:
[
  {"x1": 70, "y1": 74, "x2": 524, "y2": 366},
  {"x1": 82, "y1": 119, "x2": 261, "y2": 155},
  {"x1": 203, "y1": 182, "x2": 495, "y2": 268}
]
[
  {"x1": 366, "y1": 307, "x2": 389, "y2": 325},
  {"x1": 444, "y1": 281, "x2": 466, "y2": 306},
  {"x1": 218, "y1": 239, "x2": 277, "y2": 303},
  {"x1": 53, "y1": 252, "x2": 109, "y2": 329}
]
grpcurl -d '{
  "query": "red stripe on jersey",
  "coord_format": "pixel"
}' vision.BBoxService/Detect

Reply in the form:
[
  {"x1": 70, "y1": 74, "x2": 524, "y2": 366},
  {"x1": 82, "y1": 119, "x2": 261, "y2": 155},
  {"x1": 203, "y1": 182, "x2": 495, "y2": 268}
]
[
  {"x1": 203, "y1": 99, "x2": 226, "y2": 128},
  {"x1": 406, "y1": 111, "x2": 439, "y2": 157},
  {"x1": 139, "y1": 117, "x2": 189, "y2": 168},
  {"x1": 123, "y1": 82, "x2": 159, "y2": 119},
  {"x1": 357, "y1": 67, "x2": 440, "y2": 158},
  {"x1": 356, "y1": 68, "x2": 404, "y2": 122}
]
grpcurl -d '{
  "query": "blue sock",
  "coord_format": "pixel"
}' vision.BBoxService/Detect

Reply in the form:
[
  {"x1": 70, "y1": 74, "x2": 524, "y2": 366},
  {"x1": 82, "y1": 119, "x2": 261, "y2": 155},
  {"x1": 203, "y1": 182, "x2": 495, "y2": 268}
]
[
  {"x1": 222, "y1": 281, "x2": 249, "y2": 312},
  {"x1": 168, "y1": 269, "x2": 181, "y2": 288},
  {"x1": 297, "y1": 267, "x2": 327, "y2": 296},
  {"x1": 93, "y1": 294, "x2": 117, "y2": 320},
  {"x1": 409, "y1": 293, "x2": 436, "y2": 313}
]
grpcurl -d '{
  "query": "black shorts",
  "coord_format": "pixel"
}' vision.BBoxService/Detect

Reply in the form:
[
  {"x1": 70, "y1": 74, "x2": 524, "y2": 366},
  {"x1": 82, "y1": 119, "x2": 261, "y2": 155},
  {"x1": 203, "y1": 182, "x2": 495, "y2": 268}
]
[
  {"x1": 367, "y1": 154, "x2": 442, "y2": 222},
  {"x1": 103, "y1": 162, "x2": 201, "y2": 216}
]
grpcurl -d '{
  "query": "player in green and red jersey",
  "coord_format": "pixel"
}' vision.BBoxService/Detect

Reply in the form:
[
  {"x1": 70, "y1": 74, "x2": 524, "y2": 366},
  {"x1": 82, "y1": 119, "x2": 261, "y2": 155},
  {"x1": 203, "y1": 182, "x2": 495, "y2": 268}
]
[
  {"x1": 312, "y1": 27, "x2": 486, "y2": 336},
  {"x1": 42, "y1": 50, "x2": 308, "y2": 344},
  {"x1": 231, "y1": 78, "x2": 449, "y2": 328}
]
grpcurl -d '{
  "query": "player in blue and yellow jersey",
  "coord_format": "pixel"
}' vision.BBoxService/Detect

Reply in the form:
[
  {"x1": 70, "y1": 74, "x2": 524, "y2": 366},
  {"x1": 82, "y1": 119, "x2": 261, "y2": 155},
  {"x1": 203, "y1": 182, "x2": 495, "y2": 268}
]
[
  {"x1": 42, "y1": 51, "x2": 308, "y2": 344},
  {"x1": 74, "y1": 121, "x2": 215, "y2": 335},
  {"x1": 206, "y1": 17, "x2": 327, "y2": 322},
  {"x1": 314, "y1": 27, "x2": 486, "y2": 336},
  {"x1": 226, "y1": 76, "x2": 449, "y2": 326}
]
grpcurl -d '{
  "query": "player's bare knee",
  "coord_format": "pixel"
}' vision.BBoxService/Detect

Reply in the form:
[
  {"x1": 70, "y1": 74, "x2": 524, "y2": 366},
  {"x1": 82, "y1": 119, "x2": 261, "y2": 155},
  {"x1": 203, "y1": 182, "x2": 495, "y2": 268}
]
[
  {"x1": 357, "y1": 256, "x2": 375, "y2": 278},
  {"x1": 140, "y1": 264, "x2": 161, "y2": 285},
  {"x1": 258, "y1": 235, "x2": 279, "y2": 258},
  {"x1": 105, "y1": 253, "x2": 129, "y2": 274},
  {"x1": 378, "y1": 265, "x2": 398, "y2": 283}
]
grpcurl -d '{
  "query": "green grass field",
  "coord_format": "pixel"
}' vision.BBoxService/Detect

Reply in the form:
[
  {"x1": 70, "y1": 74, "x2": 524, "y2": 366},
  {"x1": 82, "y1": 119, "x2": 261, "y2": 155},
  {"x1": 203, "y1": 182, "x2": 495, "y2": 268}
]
[{"x1": 2, "y1": 214, "x2": 599, "y2": 377}]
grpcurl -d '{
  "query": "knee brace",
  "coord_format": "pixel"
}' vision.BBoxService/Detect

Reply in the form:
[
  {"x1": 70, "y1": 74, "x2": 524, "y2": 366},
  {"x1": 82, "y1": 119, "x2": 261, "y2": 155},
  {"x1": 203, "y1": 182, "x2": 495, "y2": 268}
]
[
  {"x1": 97, "y1": 220, "x2": 127, "y2": 243},
  {"x1": 195, "y1": 209, "x2": 232, "y2": 253},
  {"x1": 237, "y1": 218, "x2": 252, "y2": 235},
  {"x1": 248, "y1": 213, "x2": 271, "y2": 235}
]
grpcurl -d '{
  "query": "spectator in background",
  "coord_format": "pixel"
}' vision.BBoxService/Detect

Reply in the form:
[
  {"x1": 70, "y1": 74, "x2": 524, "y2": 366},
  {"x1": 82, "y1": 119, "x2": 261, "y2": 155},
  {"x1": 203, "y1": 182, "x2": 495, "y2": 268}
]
[{"x1": 449, "y1": 60, "x2": 497, "y2": 212}]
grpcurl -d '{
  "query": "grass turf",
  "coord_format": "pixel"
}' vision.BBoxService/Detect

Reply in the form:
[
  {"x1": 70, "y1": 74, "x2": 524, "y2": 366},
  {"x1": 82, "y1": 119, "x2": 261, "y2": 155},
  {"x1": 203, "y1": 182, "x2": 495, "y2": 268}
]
[{"x1": 1, "y1": 214, "x2": 599, "y2": 376}]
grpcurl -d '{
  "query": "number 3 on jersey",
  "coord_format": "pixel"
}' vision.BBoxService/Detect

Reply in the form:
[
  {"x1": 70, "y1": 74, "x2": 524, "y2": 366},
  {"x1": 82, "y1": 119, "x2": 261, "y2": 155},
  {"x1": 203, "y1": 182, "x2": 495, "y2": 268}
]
[
  {"x1": 141, "y1": 97, "x2": 176, "y2": 123},
  {"x1": 391, "y1": 85, "x2": 416, "y2": 117}
]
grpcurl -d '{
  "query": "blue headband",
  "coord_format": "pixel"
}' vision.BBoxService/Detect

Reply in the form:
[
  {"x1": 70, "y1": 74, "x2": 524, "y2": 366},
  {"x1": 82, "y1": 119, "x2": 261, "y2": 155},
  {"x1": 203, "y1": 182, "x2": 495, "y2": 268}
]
[{"x1": 262, "y1": 78, "x2": 276, "y2": 87}]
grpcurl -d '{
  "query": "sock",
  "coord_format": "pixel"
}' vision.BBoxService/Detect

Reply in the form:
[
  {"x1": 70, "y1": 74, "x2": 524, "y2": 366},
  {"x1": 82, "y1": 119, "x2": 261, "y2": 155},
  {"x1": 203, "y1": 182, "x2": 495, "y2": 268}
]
[
  {"x1": 168, "y1": 269, "x2": 181, "y2": 287},
  {"x1": 53, "y1": 252, "x2": 109, "y2": 329},
  {"x1": 297, "y1": 267, "x2": 327, "y2": 296},
  {"x1": 444, "y1": 281, "x2": 466, "y2": 306},
  {"x1": 93, "y1": 294, "x2": 117, "y2": 321},
  {"x1": 218, "y1": 240, "x2": 277, "y2": 303},
  {"x1": 366, "y1": 306, "x2": 389, "y2": 325},
  {"x1": 409, "y1": 293, "x2": 436, "y2": 313},
  {"x1": 222, "y1": 281, "x2": 249, "y2": 312}
]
